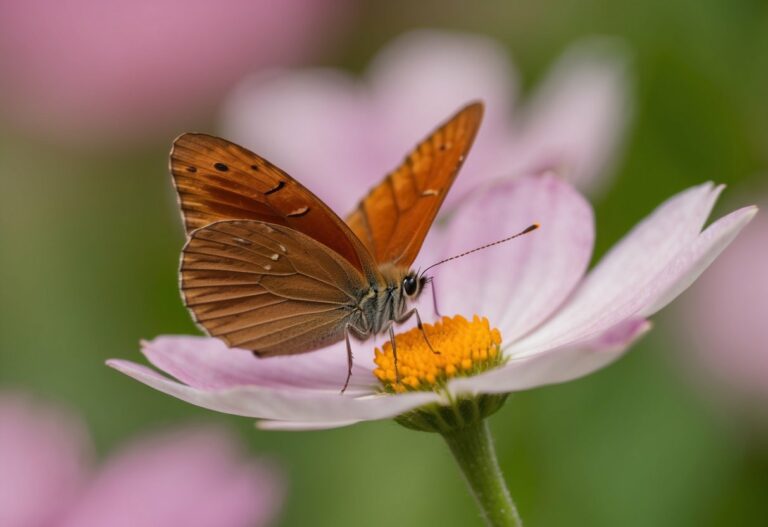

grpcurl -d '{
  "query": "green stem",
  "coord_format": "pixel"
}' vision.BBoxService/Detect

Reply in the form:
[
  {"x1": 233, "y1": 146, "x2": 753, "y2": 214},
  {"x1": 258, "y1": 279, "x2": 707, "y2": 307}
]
[{"x1": 441, "y1": 419, "x2": 522, "y2": 527}]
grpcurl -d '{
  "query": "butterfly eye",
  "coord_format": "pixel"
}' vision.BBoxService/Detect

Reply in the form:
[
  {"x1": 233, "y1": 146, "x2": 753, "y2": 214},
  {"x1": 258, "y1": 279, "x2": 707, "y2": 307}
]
[{"x1": 403, "y1": 274, "x2": 420, "y2": 297}]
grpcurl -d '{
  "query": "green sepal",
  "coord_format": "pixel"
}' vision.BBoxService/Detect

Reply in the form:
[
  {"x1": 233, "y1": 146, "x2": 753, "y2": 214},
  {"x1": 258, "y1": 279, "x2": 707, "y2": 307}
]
[{"x1": 395, "y1": 393, "x2": 508, "y2": 434}]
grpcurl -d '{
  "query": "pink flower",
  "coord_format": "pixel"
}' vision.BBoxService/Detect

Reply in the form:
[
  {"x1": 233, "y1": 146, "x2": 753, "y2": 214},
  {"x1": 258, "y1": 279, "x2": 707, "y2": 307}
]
[
  {"x1": 676, "y1": 199, "x2": 768, "y2": 413},
  {"x1": 0, "y1": 393, "x2": 284, "y2": 527},
  {"x1": 0, "y1": 0, "x2": 351, "y2": 146},
  {"x1": 108, "y1": 175, "x2": 755, "y2": 430},
  {"x1": 220, "y1": 29, "x2": 630, "y2": 214}
]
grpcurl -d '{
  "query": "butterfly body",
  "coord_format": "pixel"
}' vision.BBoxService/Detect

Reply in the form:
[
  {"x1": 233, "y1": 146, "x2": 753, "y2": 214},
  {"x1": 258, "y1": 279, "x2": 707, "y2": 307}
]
[{"x1": 172, "y1": 102, "x2": 483, "y2": 385}]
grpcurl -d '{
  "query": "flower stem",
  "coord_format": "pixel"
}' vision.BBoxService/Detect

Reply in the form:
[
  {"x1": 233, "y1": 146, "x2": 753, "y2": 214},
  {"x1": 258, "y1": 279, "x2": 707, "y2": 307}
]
[{"x1": 441, "y1": 419, "x2": 522, "y2": 527}]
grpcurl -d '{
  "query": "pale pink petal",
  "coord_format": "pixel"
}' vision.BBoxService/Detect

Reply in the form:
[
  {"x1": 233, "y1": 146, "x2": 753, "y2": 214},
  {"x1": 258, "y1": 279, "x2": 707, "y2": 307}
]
[
  {"x1": 60, "y1": 428, "x2": 284, "y2": 527},
  {"x1": 0, "y1": 394, "x2": 91, "y2": 527},
  {"x1": 429, "y1": 174, "x2": 594, "y2": 342},
  {"x1": 0, "y1": 0, "x2": 351, "y2": 145},
  {"x1": 108, "y1": 360, "x2": 441, "y2": 422},
  {"x1": 505, "y1": 39, "x2": 631, "y2": 193},
  {"x1": 513, "y1": 183, "x2": 724, "y2": 354},
  {"x1": 448, "y1": 318, "x2": 650, "y2": 394},
  {"x1": 257, "y1": 419, "x2": 361, "y2": 431},
  {"x1": 640, "y1": 206, "x2": 758, "y2": 315},
  {"x1": 141, "y1": 336, "x2": 378, "y2": 393},
  {"x1": 220, "y1": 70, "x2": 374, "y2": 213}
]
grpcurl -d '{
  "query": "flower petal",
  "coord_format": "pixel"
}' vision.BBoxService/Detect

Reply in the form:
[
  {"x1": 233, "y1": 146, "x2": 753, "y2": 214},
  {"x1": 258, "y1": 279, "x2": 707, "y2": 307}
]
[
  {"x1": 0, "y1": 394, "x2": 91, "y2": 527},
  {"x1": 256, "y1": 419, "x2": 361, "y2": 431},
  {"x1": 428, "y1": 174, "x2": 594, "y2": 342},
  {"x1": 60, "y1": 428, "x2": 284, "y2": 527},
  {"x1": 640, "y1": 205, "x2": 758, "y2": 315},
  {"x1": 448, "y1": 318, "x2": 650, "y2": 394},
  {"x1": 141, "y1": 336, "x2": 378, "y2": 393},
  {"x1": 506, "y1": 38, "x2": 631, "y2": 193},
  {"x1": 107, "y1": 360, "x2": 441, "y2": 423},
  {"x1": 511, "y1": 182, "x2": 726, "y2": 354},
  {"x1": 0, "y1": 0, "x2": 349, "y2": 145}
]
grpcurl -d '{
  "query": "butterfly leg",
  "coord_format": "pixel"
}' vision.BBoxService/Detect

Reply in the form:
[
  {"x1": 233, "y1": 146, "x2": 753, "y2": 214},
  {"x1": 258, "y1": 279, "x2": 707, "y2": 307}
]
[
  {"x1": 341, "y1": 326, "x2": 354, "y2": 394},
  {"x1": 429, "y1": 278, "x2": 442, "y2": 317},
  {"x1": 388, "y1": 323, "x2": 400, "y2": 384},
  {"x1": 398, "y1": 309, "x2": 440, "y2": 355}
]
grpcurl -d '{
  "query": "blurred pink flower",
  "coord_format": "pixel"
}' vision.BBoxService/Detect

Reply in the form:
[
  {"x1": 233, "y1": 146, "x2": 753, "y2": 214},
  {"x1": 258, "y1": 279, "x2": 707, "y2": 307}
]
[
  {"x1": 0, "y1": 0, "x2": 351, "y2": 146},
  {"x1": 109, "y1": 176, "x2": 754, "y2": 431},
  {"x1": 0, "y1": 393, "x2": 284, "y2": 527},
  {"x1": 220, "y1": 29, "x2": 630, "y2": 214},
  {"x1": 677, "y1": 199, "x2": 767, "y2": 413}
]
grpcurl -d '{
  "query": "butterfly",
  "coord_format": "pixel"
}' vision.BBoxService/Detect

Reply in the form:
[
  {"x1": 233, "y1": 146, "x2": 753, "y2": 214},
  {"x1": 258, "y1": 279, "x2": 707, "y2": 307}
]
[{"x1": 171, "y1": 101, "x2": 484, "y2": 390}]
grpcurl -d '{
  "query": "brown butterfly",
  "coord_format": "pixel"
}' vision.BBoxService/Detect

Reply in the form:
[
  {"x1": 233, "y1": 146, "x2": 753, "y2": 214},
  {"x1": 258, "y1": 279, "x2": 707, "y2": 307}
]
[{"x1": 171, "y1": 102, "x2": 484, "y2": 390}]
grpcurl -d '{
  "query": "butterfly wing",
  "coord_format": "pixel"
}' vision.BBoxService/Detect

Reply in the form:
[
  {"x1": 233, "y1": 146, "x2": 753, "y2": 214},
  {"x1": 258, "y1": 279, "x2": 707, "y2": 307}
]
[
  {"x1": 181, "y1": 220, "x2": 367, "y2": 356},
  {"x1": 345, "y1": 102, "x2": 484, "y2": 267},
  {"x1": 171, "y1": 133, "x2": 374, "y2": 273}
]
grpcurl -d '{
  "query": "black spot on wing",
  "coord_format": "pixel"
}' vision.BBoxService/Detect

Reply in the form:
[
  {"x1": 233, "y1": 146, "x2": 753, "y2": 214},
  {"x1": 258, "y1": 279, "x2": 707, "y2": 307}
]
[{"x1": 264, "y1": 181, "x2": 285, "y2": 195}]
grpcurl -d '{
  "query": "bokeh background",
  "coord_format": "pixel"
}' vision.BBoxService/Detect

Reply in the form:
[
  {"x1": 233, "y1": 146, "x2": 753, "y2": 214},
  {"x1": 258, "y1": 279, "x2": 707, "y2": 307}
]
[{"x1": 1, "y1": 1, "x2": 767, "y2": 526}]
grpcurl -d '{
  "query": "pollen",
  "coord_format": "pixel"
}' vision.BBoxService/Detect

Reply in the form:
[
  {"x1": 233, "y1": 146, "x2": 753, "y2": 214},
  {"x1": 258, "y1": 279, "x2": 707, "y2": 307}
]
[{"x1": 373, "y1": 315, "x2": 503, "y2": 393}]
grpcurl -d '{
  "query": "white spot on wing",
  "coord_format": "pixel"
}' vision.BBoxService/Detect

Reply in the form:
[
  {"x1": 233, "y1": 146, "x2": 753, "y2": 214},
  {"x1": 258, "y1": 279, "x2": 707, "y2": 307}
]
[{"x1": 287, "y1": 206, "x2": 309, "y2": 217}]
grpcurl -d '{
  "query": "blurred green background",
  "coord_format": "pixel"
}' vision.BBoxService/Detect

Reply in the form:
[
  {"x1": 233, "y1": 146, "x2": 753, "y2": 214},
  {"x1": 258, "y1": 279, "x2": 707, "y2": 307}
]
[{"x1": 1, "y1": 1, "x2": 767, "y2": 526}]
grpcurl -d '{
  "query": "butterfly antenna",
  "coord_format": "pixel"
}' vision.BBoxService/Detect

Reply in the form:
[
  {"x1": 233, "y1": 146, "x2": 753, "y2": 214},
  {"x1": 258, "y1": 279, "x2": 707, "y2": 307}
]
[{"x1": 421, "y1": 223, "x2": 540, "y2": 276}]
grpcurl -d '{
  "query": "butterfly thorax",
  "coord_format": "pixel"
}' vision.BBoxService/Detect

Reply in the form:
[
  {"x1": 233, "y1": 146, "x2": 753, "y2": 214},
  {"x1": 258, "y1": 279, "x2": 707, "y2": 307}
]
[{"x1": 352, "y1": 263, "x2": 423, "y2": 336}]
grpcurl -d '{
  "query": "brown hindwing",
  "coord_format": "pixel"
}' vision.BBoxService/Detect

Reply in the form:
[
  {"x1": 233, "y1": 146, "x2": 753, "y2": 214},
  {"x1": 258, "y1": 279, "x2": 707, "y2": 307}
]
[
  {"x1": 181, "y1": 220, "x2": 368, "y2": 356},
  {"x1": 345, "y1": 102, "x2": 484, "y2": 267}
]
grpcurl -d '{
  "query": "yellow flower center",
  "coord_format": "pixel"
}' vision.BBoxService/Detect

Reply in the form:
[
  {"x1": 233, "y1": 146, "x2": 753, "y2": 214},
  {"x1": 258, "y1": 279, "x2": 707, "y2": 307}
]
[{"x1": 373, "y1": 315, "x2": 504, "y2": 393}]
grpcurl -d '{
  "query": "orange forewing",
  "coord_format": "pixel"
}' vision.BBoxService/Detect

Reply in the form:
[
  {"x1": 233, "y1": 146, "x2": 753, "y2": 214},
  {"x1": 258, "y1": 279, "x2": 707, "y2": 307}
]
[
  {"x1": 345, "y1": 102, "x2": 483, "y2": 267},
  {"x1": 171, "y1": 134, "x2": 373, "y2": 273}
]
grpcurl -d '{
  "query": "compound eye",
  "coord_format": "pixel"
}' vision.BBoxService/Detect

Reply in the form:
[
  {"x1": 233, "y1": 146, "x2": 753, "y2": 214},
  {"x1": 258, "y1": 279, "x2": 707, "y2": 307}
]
[{"x1": 403, "y1": 275, "x2": 419, "y2": 296}]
